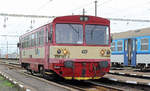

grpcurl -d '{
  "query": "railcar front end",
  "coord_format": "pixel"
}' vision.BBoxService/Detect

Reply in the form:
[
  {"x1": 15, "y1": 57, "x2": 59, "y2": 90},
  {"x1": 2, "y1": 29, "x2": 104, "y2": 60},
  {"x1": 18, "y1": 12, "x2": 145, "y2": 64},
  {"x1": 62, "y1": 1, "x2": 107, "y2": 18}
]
[
  {"x1": 49, "y1": 16, "x2": 111, "y2": 80},
  {"x1": 50, "y1": 46, "x2": 111, "y2": 80}
]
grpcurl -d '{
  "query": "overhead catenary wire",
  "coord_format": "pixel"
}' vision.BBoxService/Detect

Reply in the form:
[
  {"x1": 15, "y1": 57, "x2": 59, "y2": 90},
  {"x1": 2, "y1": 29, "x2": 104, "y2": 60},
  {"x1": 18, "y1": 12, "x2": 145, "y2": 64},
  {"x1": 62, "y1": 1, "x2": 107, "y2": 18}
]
[
  {"x1": 0, "y1": 44, "x2": 17, "y2": 45},
  {"x1": 107, "y1": 18, "x2": 150, "y2": 22},
  {"x1": 1, "y1": 12, "x2": 150, "y2": 22},
  {"x1": 0, "y1": 13, "x2": 55, "y2": 18},
  {"x1": 36, "y1": 0, "x2": 53, "y2": 11},
  {"x1": 69, "y1": 1, "x2": 93, "y2": 14},
  {"x1": 0, "y1": 35, "x2": 20, "y2": 37},
  {"x1": 97, "y1": 0, "x2": 113, "y2": 7}
]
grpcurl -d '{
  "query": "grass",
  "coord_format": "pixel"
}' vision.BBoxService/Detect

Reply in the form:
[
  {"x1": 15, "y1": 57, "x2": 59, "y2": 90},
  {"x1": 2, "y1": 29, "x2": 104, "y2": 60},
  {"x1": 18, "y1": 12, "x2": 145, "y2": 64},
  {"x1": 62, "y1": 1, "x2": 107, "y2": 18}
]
[
  {"x1": 0, "y1": 75, "x2": 15, "y2": 87},
  {"x1": 0, "y1": 76, "x2": 5, "y2": 80}
]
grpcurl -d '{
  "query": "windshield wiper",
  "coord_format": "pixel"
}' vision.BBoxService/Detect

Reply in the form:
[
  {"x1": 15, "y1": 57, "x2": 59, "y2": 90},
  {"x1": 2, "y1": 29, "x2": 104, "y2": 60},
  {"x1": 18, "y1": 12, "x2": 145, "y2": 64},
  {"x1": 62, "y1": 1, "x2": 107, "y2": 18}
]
[
  {"x1": 68, "y1": 24, "x2": 80, "y2": 41},
  {"x1": 90, "y1": 25, "x2": 96, "y2": 40},
  {"x1": 68, "y1": 24, "x2": 79, "y2": 34}
]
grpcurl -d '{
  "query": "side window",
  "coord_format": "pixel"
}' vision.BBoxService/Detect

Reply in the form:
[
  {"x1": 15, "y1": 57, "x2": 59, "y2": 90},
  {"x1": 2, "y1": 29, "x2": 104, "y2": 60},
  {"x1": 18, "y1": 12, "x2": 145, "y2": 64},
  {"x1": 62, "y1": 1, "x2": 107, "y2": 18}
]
[
  {"x1": 22, "y1": 38, "x2": 24, "y2": 48},
  {"x1": 23, "y1": 37, "x2": 26, "y2": 48},
  {"x1": 39, "y1": 29, "x2": 44, "y2": 46},
  {"x1": 111, "y1": 42, "x2": 115, "y2": 51},
  {"x1": 117, "y1": 40, "x2": 123, "y2": 51},
  {"x1": 50, "y1": 24, "x2": 53, "y2": 43},
  {"x1": 24, "y1": 37, "x2": 27, "y2": 48},
  {"x1": 27, "y1": 36, "x2": 29, "y2": 48},
  {"x1": 29, "y1": 35, "x2": 32, "y2": 47},
  {"x1": 35, "y1": 33, "x2": 37, "y2": 46},
  {"x1": 34, "y1": 33, "x2": 36, "y2": 46},
  {"x1": 46, "y1": 28, "x2": 49, "y2": 43},
  {"x1": 42, "y1": 30, "x2": 44, "y2": 45},
  {"x1": 141, "y1": 38, "x2": 149, "y2": 51},
  {"x1": 31, "y1": 34, "x2": 34, "y2": 47},
  {"x1": 35, "y1": 32, "x2": 39, "y2": 46}
]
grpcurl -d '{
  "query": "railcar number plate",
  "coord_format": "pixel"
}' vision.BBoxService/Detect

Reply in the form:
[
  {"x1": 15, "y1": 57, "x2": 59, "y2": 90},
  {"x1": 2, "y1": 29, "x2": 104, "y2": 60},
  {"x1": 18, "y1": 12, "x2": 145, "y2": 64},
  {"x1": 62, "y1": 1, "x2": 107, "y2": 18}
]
[{"x1": 81, "y1": 50, "x2": 88, "y2": 54}]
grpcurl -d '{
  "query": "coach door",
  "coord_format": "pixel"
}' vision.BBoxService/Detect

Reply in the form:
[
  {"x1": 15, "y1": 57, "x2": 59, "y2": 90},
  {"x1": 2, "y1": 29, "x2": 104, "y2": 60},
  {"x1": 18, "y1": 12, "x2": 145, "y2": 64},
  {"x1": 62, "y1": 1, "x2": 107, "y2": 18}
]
[
  {"x1": 124, "y1": 38, "x2": 136, "y2": 66},
  {"x1": 44, "y1": 26, "x2": 50, "y2": 69},
  {"x1": 124, "y1": 39, "x2": 128, "y2": 66},
  {"x1": 131, "y1": 38, "x2": 136, "y2": 66}
]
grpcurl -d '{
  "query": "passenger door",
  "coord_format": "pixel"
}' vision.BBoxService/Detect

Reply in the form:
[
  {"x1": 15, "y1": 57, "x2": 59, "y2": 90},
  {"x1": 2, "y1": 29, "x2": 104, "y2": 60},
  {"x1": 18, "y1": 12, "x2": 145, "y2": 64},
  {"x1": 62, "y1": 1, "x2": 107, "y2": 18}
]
[
  {"x1": 124, "y1": 38, "x2": 136, "y2": 66},
  {"x1": 131, "y1": 38, "x2": 136, "y2": 66},
  {"x1": 124, "y1": 39, "x2": 128, "y2": 66},
  {"x1": 44, "y1": 26, "x2": 50, "y2": 69}
]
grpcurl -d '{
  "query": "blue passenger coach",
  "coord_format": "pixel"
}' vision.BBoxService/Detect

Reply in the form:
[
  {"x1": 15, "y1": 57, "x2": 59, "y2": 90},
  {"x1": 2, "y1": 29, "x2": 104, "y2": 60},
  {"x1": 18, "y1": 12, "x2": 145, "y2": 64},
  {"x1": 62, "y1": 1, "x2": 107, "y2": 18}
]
[{"x1": 111, "y1": 28, "x2": 150, "y2": 69}]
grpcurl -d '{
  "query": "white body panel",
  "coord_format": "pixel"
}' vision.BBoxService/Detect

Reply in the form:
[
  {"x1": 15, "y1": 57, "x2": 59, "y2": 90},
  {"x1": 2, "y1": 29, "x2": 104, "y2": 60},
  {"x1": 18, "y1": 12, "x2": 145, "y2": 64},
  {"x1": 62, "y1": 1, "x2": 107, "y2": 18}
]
[
  {"x1": 136, "y1": 54, "x2": 150, "y2": 65},
  {"x1": 111, "y1": 54, "x2": 124, "y2": 63}
]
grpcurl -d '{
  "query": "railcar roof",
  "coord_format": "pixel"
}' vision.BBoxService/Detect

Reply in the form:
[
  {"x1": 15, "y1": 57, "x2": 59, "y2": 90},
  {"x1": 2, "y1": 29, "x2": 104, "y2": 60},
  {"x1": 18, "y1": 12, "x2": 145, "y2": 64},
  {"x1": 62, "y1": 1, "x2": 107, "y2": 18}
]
[
  {"x1": 20, "y1": 24, "x2": 48, "y2": 38},
  {"x1": 112, "y1": 27, "x2": 150, "y2": 39},
  {"x1": 20, "y1": 15, "x2": 110, "y2": 38},
  {"x1": 53, "y1": 15, "x2": 110, "y2": 24}
]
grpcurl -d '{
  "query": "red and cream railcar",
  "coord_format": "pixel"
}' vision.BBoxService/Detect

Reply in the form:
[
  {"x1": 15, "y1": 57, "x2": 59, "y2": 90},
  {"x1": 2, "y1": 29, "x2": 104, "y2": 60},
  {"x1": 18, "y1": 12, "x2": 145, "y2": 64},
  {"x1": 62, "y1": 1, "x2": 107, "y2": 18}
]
[{"x1": 18, "y1": 15, "x2": 111, "y2": 80}]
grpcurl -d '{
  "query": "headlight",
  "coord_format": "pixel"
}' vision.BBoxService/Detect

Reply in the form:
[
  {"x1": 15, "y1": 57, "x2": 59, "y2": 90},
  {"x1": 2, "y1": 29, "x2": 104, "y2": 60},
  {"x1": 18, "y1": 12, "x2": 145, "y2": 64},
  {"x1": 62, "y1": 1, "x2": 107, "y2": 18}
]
[
  {"x1": 64, "y1": 61, "x2": 74, "y2": 68},
  {"x1": 56, "y1": 48, "x2": 69, "y2": 55},
  {"x1": 57, "y1": 49, "x2": 61, "y2": 54},
  {"x1": 106, "y1": 49, "x2": 111, "y2": 55},
  {"x1": 100, "y1": 49, "x2": 105, "y2": 56},
  {"x1": 63, "y1": 49, "x2": 68, "y2": 55}
]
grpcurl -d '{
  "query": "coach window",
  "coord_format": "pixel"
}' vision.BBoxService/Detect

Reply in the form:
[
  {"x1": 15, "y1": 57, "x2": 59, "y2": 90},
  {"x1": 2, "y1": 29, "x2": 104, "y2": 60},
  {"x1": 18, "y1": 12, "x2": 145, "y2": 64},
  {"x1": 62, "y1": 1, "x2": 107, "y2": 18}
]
[
  {"x1": 29, "y1": 35, "x2": 32, "y2": 47},
  {"x1": 34, "y1": 33, "x2": 36, "y2": 46},
  {"x1": 20, "y1": 38, "x2": 22, "y2": 48},
  {"x1": 117, "y1": 40, "x2": 123, "y2": 51},
  {"x1": 24, "y1": 37, "x2": 26, "y2": 48},
  {"x1": 24, "y1": 37, "x2": 27, "y2": 48},
  {"x1": 35, "y1": 32, "x2": 38, "y2": 46},
  {"x1": 46, "y1": 28, "x2": 48, "y2": 43},
  {"x1": 49, "y1": 24, "x2": 53, "y2": 43},
  {"x1": 31, "y1": 34, "x2": 34, "y2": 47},
  {"x1": 111, "y1": 42, "x2": 115, "y2": 51},
  {"x1": 26, "y1": 36, "x2": 28, "y2": 48},
  {"x1": 141, "y1": 38, "x2": 149, "y2": 51},
  {"x1": 35, "y1": 33, "x2": 37, "y2": 46},
  {"x1": 21, "y1": 38, "x2": 23, "y2": 48},
  {"x1": 23, "y1": 37, "x2": 26, "y2": 48},
  {"x1": 22, "y1": 38, "x2": 25, "y2": 48},
  {"x1": 41, "y1": 30, "x2": 44, "y2": 45},
  {"x1": 39, "y1": 31, "x2": 41, "y2": 45},
  {"x1": 39, "y1": 30, "x2": 44, "y2": 46}
]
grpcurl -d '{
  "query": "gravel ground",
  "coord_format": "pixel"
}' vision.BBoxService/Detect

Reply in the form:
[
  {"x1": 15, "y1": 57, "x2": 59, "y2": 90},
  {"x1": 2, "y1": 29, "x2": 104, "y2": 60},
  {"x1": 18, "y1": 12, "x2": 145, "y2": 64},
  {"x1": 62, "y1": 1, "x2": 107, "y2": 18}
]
[
  {"x1": 105, "y1": 74, "x2": 150, "y2": 84},
  {"x1": 0, "y1": 64, "x2": 70, "y2": 91},
  {"x1": 111, "y1": 68, "x2": 150, "y2": 76}
]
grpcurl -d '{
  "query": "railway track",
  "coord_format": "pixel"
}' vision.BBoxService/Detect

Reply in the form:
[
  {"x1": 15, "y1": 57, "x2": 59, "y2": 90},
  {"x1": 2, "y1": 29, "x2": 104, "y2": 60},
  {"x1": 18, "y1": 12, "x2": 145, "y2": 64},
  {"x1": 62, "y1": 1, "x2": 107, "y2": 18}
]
[
  {"x1": 109, "y1": 69, "x2": 150, "y2": 79},
  {"x1": 1, "y1": 59, "x2": 150, "y2": 91}
]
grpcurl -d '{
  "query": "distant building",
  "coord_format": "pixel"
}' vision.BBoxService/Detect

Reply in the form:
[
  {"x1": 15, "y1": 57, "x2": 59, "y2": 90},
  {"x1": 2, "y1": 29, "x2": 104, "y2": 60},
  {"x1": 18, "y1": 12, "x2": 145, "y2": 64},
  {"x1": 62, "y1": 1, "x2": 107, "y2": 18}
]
[{"x1": 111, "y1": 27, "x2": 150, "y2": 39}]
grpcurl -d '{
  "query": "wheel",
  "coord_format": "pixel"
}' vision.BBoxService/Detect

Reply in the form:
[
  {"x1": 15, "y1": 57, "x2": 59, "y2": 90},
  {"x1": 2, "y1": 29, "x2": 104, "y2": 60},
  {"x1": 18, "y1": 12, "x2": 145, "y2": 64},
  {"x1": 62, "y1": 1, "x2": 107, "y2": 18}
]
[
  {"x1": 30, "y1": 70, "x2": 34, "y2": 75},
  {"x1": 140, "y1": 66, "x2": 146, "y2": 72},
  {"x1": 39, "y1": 66, "x2": 46, "y2": 78},
  {"x1": 26, "y1": 65, "x2": 33, "y2": 75}
]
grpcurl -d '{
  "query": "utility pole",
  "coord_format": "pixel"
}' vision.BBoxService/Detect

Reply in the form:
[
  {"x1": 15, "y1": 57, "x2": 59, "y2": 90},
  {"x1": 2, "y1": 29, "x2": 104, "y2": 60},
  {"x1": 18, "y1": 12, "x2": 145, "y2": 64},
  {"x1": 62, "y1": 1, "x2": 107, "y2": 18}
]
[
  {"x1": 94, "y1": 0, "x2": 98, "y2": 16},
  {"x1": 6, "y1": 41, "x2": 8, "y2": 59},
  {"x1": 0, "y1": 49, "x2": 1, "y2": 58},
  {"x1": 83, "y1": 8, "x2": 85, "y2": 16},
  {"x1": 7, "y1": 41, "x2": 8, "y2": 55}
]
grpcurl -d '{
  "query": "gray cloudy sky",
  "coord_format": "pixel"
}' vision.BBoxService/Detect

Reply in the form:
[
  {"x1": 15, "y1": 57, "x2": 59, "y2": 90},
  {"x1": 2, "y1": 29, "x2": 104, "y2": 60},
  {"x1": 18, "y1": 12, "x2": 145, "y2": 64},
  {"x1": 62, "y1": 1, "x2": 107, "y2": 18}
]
[
  {"x1": 0, "y1": 0, "x2": 150, "y2": 54},
  {"x1": 0, "y1": 0, "x2": 150, "y2": 33}
]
